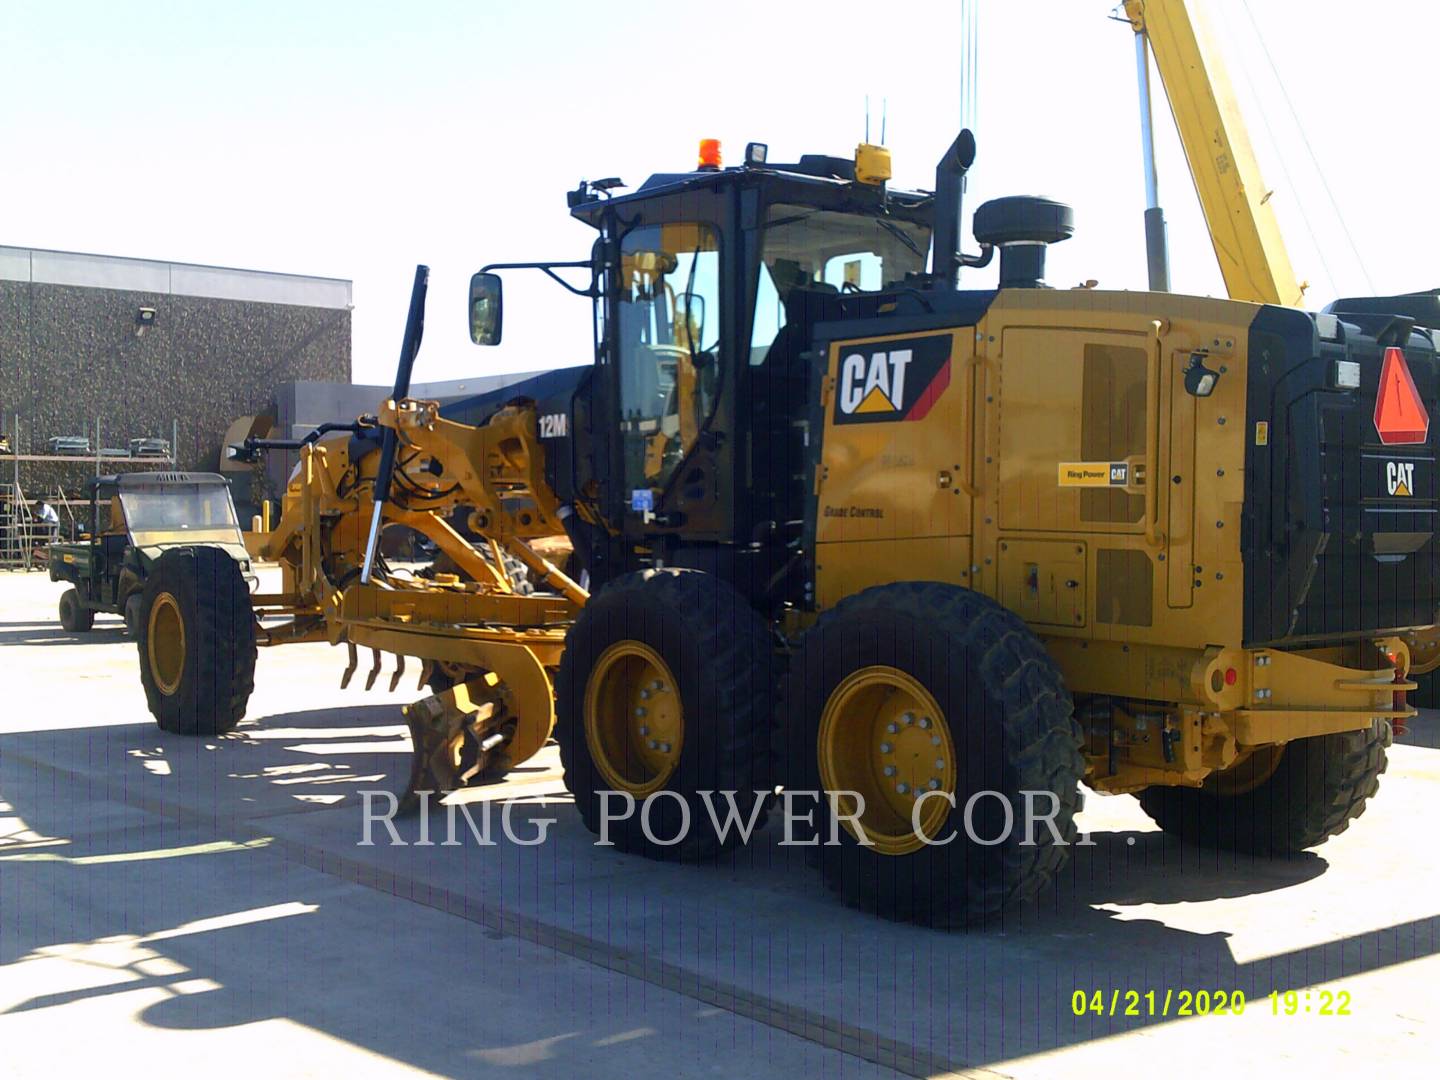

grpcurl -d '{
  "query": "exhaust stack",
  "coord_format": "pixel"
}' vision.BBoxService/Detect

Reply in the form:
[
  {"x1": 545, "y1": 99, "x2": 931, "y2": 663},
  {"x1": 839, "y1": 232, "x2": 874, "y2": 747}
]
[{"x1": 931, "y1": 129, "x2": 978, "y2": 288}]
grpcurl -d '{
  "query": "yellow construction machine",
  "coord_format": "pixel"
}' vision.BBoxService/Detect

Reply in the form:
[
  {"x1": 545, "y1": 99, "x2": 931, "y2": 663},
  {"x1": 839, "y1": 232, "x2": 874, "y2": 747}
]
[{"x1": 133, "y1": 1, "x2": 1438, "y2": 924}]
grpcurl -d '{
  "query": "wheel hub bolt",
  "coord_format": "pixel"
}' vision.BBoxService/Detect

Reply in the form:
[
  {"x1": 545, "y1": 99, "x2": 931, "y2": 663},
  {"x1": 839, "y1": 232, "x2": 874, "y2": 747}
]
[
  {"x1": 648, "y1": 739, "x2": 659, "y2": 750},
  {"x1": 934, "y1": 758, "x2": 945, "y2": 770},
  {"x1": 883, "y1": 765, "x2": 897, "y2": 777},
  {"x1": 886, "y1": 722, "x2": 899, "y2": 734},
  {"x1": 880, "y1": 742, "x2": 893, "y2": 754},
  {"x1": 931, "y1": 735, "x2": 942, "y2": 746},
  {"x1": 640, "y1": 689, "x2": 651, "y2": 699},
  {"x1": 901, "y1": 712, "x2": 915, "y2": 726},
  {"x1": 928, "y1": 779, "x2": 940, "y2": 790},
  {"x1": 896, "y1": 782, "x2": 910, "y2": 795},
  {"x1": 638, "y1": 725, "x2": 650, "y2": 736},
  {"x1": 651, "y1": 680, "x2": 664, "y2": 691},
  {"x1": 635, "y1": 707, "x2": 646, "y2": 718},
  {"x1": 918, "y1": 717, "x2": 931, "y2": 730},
  {"x1": 659, "y1": 742, "x2": 671, "y2": 753}
]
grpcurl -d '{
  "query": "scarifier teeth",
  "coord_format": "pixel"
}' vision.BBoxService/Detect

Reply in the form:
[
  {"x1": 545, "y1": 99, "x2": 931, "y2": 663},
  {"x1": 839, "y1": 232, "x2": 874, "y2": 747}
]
[
  {"x1": 417, "y1": 659, "x2": 434, "y2": 692},
  {"x1": 364, "y1": 648, "x2": 383, "y2": 691},
  {"x1": 340, "y1": 642, "x2": 358, "y2": 689},
  {"x1": 389, "y1": 655, "x2": 406, "y2": 693}
]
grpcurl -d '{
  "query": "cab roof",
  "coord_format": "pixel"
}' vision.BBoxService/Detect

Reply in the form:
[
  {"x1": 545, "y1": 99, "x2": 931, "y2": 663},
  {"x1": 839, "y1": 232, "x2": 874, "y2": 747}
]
[{"x1": 568, "y1": 158, "x2": 935, "y2": 229}]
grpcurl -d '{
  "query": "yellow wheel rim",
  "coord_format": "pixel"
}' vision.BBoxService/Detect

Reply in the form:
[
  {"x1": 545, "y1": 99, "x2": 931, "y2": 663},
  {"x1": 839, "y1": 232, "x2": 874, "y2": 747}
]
[
  {"x1": 818, "y1": 666, "x2": 957, "y2": 856},
  {"x1": 583, "y1": 641, "x2": 683, "y2": 796},
  {"x1": 147, "y1": 592, "x2": 186, "y2": 697},
  {"x1": 1207, "y1": 743, "x2": 1285, "y2": 797}
]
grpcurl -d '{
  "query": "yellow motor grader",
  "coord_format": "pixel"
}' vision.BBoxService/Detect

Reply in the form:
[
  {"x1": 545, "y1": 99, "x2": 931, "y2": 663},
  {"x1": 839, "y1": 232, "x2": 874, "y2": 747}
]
[{"x1": 130, "y1": 5, "x2": 1440, "y2": 926}]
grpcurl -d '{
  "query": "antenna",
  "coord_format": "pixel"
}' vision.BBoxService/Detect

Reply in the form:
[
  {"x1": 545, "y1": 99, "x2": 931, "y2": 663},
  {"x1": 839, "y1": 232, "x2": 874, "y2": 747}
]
[
  {"x1": 881, "y1": 97, "x2": 888, "y2": 145},
  {"x1": 865, "y1": 94, "x2": 870, "y2": 143}
]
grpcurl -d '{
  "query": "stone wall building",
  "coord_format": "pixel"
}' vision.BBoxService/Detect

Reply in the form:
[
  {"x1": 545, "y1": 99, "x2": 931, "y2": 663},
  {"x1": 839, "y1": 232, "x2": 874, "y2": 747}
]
[{"x1": 1, "y1": 244, "x2": 351, "y2": 497}]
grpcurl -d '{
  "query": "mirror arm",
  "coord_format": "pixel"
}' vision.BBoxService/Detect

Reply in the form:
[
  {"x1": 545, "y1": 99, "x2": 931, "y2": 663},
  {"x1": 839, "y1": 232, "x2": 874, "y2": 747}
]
[
  {"x1": 480, "y1": 259, "x2": 600, "y2": 298},
  {"x1": 229, "y1": 419, "x2": 375, "y2": 463}
]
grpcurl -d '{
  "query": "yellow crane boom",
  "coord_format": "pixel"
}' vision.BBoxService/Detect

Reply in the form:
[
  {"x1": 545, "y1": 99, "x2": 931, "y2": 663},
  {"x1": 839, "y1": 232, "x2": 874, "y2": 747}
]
[{"x1": 1124, "y1": 0, "x2": 1306, "y2": 307}]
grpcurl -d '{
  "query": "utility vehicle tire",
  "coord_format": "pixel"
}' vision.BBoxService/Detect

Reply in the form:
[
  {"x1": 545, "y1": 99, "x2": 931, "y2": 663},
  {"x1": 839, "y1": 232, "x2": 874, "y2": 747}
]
[
  {"x1": 778, "y1": 581, "x2": 1084, "y2": 927},
  {"x1": 58, "y1": 588, "x2": 94, "y2": 633},
  {"x1": 1137, "y1": 724, "x2": 1388, "y2": 854},
  {"x1": 138, "y1": 547, "x2": 256, "y2": 736},
  {"x1": 555, "y1": 569, "x2": 776, "y2": 861}
]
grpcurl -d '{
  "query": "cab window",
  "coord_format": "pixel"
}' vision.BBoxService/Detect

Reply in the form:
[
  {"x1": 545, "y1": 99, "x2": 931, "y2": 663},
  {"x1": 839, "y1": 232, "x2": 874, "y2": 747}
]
[
  {"x1": 616, "y1": 222, "x2": 722, "y2": 496},
  {"x1": 750, "y1": 205, "x2": 929, "y2": 365}
]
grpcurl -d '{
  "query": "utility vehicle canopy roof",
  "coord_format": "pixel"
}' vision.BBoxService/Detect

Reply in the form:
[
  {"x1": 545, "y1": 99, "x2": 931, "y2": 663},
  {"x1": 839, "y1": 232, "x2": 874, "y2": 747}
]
[{"x1": 88, "y1": 472, "x2": 231, "y2": 495}]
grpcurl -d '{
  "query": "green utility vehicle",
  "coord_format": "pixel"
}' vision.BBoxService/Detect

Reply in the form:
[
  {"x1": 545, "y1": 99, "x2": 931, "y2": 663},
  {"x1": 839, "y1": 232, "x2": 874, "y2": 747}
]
[{"x1": 49, "y1": 472, "x2": 257, "y2": 633}]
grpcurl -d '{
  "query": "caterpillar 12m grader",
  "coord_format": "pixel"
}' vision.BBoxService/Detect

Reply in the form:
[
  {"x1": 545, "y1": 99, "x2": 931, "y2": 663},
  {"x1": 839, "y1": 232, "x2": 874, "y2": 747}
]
[{"x1": 135, "y1": 0, "x2": 1440, "y2": 924}]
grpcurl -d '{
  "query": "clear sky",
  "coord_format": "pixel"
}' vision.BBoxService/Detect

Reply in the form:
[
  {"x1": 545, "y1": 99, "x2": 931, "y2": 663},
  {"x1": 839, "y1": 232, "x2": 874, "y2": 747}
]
[{"x1": 3, "y1": 0, "x2": 1436, "y2": 386}]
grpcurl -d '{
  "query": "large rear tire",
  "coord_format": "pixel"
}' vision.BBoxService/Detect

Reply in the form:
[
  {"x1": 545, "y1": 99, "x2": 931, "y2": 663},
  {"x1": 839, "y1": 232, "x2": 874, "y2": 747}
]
[
  {"x1": 138, "y1": 548, "x2": 257, "y2": 736},
  {"x1": 1137, "y1": 724, "x2": 1388, "y2": 854},
  {"x1": 58, "y1": 587, "x2": 94, "y2": 633},
  {"x1": 779, "y1": 581, "x2": 1084, "y2": 926},
  {"x1": 555, "y1": 569, "x2": 776, "y2": 861}
]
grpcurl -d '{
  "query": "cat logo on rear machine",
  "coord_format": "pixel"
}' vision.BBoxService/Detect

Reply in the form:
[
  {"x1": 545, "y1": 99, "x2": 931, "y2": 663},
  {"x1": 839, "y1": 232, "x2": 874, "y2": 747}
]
[
  {"x1": 834, "y1": 334, "x2": 952, "y2": 425},
  {"x1": 1387, "y1": 460, "x2": 1416, "y2": 497}
]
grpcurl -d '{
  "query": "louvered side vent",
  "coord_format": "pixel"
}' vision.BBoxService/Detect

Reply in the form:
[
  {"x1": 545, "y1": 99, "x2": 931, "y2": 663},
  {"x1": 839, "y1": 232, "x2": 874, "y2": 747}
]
[{"x1": 1080, "y1": 343, "x2": 1147, "y2": 524}]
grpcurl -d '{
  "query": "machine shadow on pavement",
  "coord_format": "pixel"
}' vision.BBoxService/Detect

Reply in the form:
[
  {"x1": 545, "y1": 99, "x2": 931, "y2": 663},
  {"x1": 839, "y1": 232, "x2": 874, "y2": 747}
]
[
  {"x1": 1, "y1": 758, "x2": 844, "y2": 1079},
  {"x1": 4, "y1": 702, "x2": 1440, "y2": 1074},
  {"x1": 0, "y1": 618, "x2": 129, "y2": 648}
]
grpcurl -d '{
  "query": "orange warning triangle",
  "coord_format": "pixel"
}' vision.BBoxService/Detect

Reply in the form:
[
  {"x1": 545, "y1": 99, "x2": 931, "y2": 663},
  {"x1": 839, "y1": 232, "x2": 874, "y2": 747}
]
[
  {"x1": 1395, "y1": 479, "x2": 1412, "y2": 497},
  {"x1": 855, "y1": 385, "x2": 895, "y2": 413},
  {"x1": 1375, "y1": 346, "x2": 1430, "y2": 445}
]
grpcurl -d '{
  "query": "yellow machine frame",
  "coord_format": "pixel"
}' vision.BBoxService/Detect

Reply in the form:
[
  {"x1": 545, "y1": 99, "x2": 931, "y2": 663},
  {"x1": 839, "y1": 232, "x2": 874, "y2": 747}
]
[{"x1": 813, "y1": 288, "x2": 1415, "y2": 793}]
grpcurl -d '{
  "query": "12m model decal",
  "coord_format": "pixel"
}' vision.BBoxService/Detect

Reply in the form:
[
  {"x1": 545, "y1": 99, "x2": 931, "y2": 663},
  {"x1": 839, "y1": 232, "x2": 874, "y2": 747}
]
[{"x1": 833, "y1": 335, "x2": 952, "y2": 425}]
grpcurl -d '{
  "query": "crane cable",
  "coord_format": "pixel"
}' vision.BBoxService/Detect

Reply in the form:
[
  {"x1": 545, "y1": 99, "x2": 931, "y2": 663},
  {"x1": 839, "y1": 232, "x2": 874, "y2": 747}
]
[
  {"x1": 1221, "y1": 2, "x2": 1339, "y2": 298},
  {"x1": 960, "y1": 0, "x2": 979, "y2": 132},
  {"x1": 1236, "y1": 0, "x2": 1376, "y2": 294}
]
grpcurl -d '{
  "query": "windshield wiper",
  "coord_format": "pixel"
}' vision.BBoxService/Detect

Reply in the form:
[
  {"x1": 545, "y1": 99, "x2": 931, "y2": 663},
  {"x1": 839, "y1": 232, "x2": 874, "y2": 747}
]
[
  {"x1": 681, "y1": 242, "x2": 703, "y2": 367},
  {"x1": 877, "y1": 218, "x2": 923, "y2": 260},
  {"x1": 763, "y1": 209, "x2": 822, "y2": 231}
]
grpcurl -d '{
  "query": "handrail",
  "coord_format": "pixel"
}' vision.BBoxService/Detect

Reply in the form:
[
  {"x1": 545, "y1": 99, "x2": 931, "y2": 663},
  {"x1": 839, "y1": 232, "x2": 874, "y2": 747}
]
[
  {"x1": 959, "y1": 352, "x2": 988, "y2": 497},
  {"x1": 1144, "y1": 320, "x2": 1167, "y2": 548}
]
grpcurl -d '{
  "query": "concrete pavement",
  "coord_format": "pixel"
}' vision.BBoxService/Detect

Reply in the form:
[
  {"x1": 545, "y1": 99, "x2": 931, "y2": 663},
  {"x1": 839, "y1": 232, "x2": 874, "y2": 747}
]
[{"x1": 2, "y1": 571, "x2": 1436, "y2": 1078}]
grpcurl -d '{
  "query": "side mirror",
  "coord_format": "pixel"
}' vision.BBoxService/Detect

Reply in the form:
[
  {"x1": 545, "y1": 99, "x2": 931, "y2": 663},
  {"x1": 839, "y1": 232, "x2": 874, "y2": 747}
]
[
  {"x1": 677, "y1": 293, "x2": 706, "y2": 350},
  {"x1": 469, "y1": 272, "x2": 503, "y2": 346}
]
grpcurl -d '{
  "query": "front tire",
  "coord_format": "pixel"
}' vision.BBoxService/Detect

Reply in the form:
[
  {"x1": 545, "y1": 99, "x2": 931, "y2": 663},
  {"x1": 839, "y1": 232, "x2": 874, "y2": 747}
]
[
  {"x1": 1137, "y1": 724, "x2": 1388, "y2": 854},
  {"x1": 59, "y1": 587, "x2": 94, "y2": 632},
  {"x1": 555, "y1": 569, "x2": 776, "y2": 861},
  {"x1": 138, "y1": 548, "x2": 257, "y2": 736},
  {"x1": 779, "y1": 582, "x2": 1084, "y2": 926}
]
